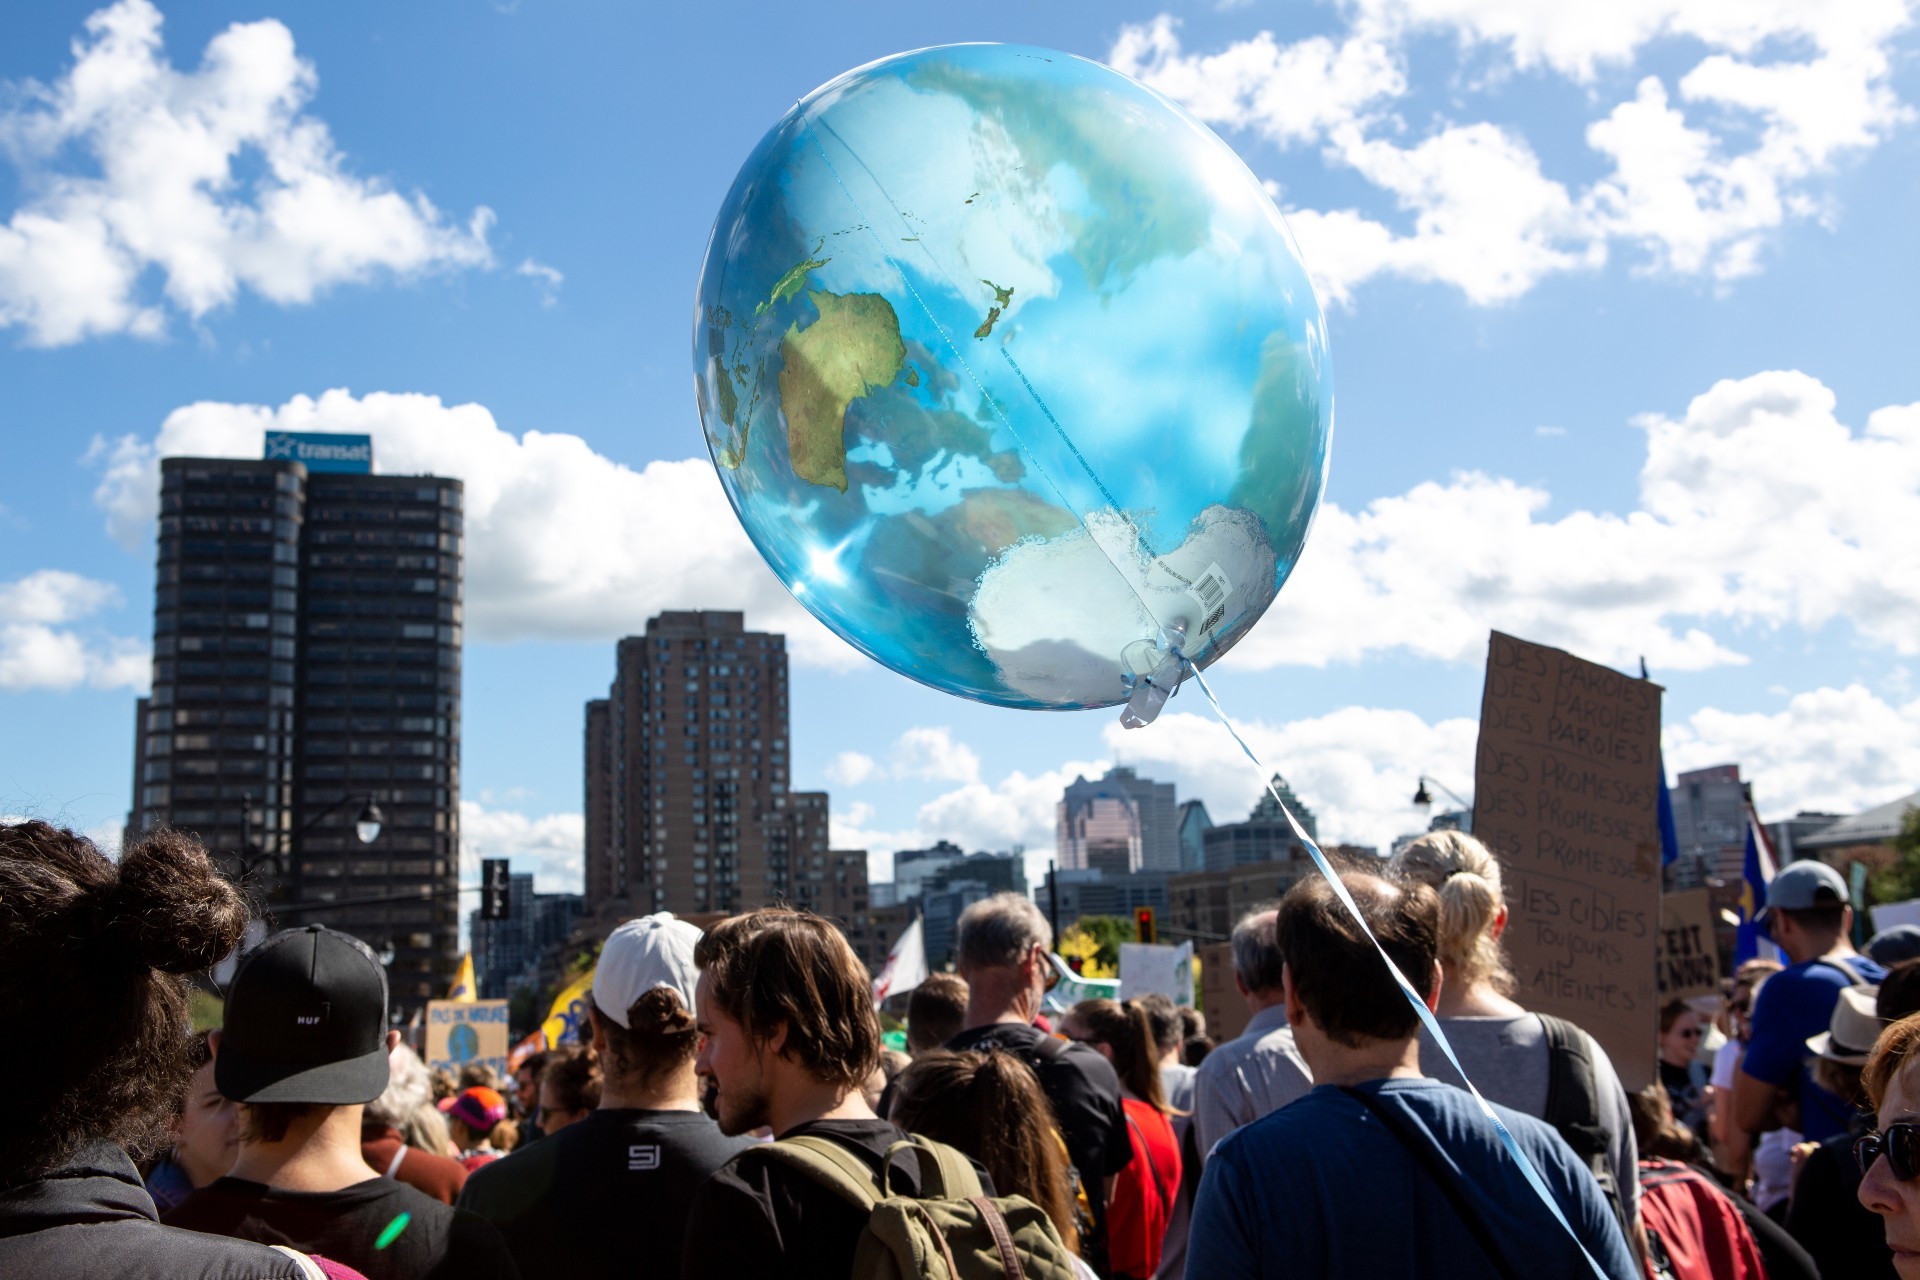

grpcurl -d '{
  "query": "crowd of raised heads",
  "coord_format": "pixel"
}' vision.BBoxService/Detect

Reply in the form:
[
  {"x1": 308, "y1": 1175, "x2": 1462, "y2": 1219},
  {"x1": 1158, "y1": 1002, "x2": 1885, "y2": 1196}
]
[{"x1": 9, "y1": 818, "x2": 1920, "y2": 1279}]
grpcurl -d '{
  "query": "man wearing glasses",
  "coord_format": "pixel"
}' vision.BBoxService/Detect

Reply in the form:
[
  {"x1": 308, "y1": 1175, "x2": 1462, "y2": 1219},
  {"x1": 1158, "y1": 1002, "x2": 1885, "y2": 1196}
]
[
  {"x1": 947, "y1": 893, "x2": 1132, "y2": 1278},
  {"x1": 1732, "y1": 861, "x2": 1886, "y2": 1146}
]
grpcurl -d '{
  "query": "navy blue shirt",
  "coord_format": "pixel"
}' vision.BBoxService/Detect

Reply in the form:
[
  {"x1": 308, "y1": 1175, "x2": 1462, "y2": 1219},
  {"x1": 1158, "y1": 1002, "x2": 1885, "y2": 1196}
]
[
  {"x1": 1188, "y1": 1077, "x2": 1638, "y2": 1280},
  {"x1": 1741, "y1": 954, "x2": 1884, "y2": 1142}
]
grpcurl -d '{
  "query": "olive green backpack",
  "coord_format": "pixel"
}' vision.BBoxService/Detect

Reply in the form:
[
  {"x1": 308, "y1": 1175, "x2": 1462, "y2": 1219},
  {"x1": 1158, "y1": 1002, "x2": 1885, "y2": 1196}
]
[{"x1": 757, "y1": 1134, "x2": 1082, "y2": 1280}]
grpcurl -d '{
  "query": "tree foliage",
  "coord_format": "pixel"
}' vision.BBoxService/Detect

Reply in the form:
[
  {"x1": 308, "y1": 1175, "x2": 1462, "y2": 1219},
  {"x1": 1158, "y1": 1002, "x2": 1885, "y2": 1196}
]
[
  {"x1": 1059, "y1": 915, "x2": 1135, "y2": 977},
  {"x1": 1870, "y1": 806, "x2": 1920, "y2": 907}
]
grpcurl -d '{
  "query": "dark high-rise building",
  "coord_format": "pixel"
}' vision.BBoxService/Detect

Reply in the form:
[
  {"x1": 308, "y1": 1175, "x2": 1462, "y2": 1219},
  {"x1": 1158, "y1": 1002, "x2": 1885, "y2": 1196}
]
[
  {"x1": 583, "y1": 697, "x2": 615, "y2": 904},
  {"x1": 474, "y1": 870, "x2": 585, "y2": 999},
  {"x1": 590, "y1": 611, "x2": 794, "y2": 920},
  {"x1": 130, "y1": 439, "x2": 462, "y2": 1018}
]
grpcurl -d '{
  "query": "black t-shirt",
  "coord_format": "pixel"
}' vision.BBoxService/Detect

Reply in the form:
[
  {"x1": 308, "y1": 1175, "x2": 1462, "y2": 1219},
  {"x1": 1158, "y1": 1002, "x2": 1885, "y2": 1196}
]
[
  {"x1": 459, "y1": 1108, "x2": 752, "y2": 1280},
  {"x1": 947, "y1": 1022, "x2": 1131, "y2": 1270},
  {"x1": 680, "y1": 1118, "x2": 993, "y2": 1280},
  {"x1": 165, "y1": 1174, "x2": 518, "y2": 1280}
]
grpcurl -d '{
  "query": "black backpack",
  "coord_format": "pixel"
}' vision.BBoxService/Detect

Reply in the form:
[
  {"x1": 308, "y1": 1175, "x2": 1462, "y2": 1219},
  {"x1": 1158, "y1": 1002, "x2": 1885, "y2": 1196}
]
[{"x1": 1538, "y1": 1014, "x2": 1633, "y2": 1245}]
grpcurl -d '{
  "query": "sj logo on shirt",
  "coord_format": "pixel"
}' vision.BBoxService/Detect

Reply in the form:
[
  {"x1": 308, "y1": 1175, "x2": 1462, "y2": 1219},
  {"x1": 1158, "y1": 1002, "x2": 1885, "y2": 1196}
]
[{"x1": 628, "y1": 1145, "x2": 661, "y2": 1172}]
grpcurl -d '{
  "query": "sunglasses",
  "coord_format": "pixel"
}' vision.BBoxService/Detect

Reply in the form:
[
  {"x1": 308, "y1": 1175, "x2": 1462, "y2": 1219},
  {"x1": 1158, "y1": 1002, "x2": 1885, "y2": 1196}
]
[
  {"x1": 1856, "y1": 1123, "x2": 1920, "y2": 1181},
  {"x1": 1676, "y1": 1027, "x2": 1703, "y2": 1039}
]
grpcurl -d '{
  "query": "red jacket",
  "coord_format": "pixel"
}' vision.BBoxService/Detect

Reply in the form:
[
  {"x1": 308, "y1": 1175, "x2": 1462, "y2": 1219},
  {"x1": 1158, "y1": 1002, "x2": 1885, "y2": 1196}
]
[{"x1": 1106, "y1": 1098, "x2": 1181, "y2": 1280}]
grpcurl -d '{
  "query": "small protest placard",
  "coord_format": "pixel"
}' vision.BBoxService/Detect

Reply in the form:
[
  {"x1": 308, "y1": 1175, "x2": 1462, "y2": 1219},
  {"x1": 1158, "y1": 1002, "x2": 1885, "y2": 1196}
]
[
  {"x1": 1120, "y1": 942, "x2": 1194, "y2": 1005},
  {"x1": 1658, "y1": 889, "x2": 1721, "y2": 1003},
  {"x1": 426, "y1": 999, "x2": 510, "y2": 1079},
  {"x1": 1472, "y1": 631, "x2": 1664, "y2": 1092}
]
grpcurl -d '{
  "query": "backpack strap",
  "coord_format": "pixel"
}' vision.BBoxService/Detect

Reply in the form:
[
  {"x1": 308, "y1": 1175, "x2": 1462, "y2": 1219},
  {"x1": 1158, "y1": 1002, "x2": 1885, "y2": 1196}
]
[
  {"x1": 1536, "y1": 1014, "x2": 1631, "y2": 1241},
  {"x1": 759, "y1": 1135, "x2": 887, "y2": 1210},
  {"x1": 970, "y1": 1196, "x2": 1029, "y2": 1280},
  {"x1": 1340, "y1": 1086, "x2": 1525, "y2": 1280},
  {"x1": 1124, "y1": 1111, "x2": 1170, "y2": 1218},
  {"x1": 886, "y1": 1135, "x2": 985, "y2": 1201},
  {"x1": 1030, "y1": 1033, "x2": 1071, "y2": 1063}
]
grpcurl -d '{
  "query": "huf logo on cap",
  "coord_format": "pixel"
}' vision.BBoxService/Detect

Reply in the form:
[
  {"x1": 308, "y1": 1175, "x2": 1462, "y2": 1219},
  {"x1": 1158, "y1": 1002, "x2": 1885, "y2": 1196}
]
[{"x1": 295, "y1": 1002, "x2": 332, "y2": 1028}]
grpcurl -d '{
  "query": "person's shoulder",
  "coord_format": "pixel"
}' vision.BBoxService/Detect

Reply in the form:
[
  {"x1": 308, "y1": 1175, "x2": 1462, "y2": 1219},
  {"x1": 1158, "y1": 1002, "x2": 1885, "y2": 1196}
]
[
  {"x1": 460, "y1": 1131, "x2": 559, "y2": 1205},
  {"x1": 161, "y1": 1176, "x2": 259, "y2": 1227}
]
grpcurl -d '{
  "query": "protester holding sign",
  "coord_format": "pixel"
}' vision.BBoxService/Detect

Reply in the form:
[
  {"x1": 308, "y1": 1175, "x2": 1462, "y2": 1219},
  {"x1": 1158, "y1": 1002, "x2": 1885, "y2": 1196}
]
[{"x1": 1392, "y1": 830, "x2": 1643, "y2": 1249}]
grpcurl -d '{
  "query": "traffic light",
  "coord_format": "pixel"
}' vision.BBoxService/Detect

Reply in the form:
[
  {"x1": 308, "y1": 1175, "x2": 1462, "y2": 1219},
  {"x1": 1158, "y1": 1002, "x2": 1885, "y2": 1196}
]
[
  {"x1": 481, "y1": 859, "x2": 511, "y2": 921},
  {"x1": 1134, "y1": 906, "x2": 1156, "y2": 944}
]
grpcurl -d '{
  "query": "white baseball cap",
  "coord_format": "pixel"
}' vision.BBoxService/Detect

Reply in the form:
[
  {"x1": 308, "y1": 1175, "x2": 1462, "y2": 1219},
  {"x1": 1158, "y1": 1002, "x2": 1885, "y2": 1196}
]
[{"x1": 591, "y1": 913, "x2": 704, "y2": 1028}]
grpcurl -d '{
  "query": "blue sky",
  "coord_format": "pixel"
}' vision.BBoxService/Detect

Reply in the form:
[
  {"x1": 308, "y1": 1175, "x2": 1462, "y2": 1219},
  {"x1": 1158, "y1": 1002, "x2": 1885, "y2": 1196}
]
[{"x1": 3, "y1": 0, "x2": 1918, "y2": 903}]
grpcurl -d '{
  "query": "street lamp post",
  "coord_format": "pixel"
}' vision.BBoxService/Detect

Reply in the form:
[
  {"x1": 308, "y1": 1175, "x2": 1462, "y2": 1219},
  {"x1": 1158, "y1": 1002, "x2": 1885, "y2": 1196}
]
[
  {"x1": 1412, "y1": 775, "x2": 1473, "y2": 820},
  {"x1": 230, "y1": 792, "x2": 384, "y2": 893}
]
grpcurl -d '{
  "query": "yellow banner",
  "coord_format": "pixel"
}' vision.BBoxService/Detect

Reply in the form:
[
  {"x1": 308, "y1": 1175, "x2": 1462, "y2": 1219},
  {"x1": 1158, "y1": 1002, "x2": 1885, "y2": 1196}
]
[
  {"x1": 446, "y1": 952, "x2": 477, "y2": 1002},
  {"x1": 542, "y1": 969, "x2": 595, "y2": 1047}
]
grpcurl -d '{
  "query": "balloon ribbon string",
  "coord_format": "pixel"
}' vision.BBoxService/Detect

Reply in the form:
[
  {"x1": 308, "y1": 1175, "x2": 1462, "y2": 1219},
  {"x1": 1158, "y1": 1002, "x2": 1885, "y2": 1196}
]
[
  {"x1": 803, "y1": 111, "x2": 1598, "y2": 1272},
  {"x1": 1188, "y1": 665, "x2": 1610, "y2": 1280}
]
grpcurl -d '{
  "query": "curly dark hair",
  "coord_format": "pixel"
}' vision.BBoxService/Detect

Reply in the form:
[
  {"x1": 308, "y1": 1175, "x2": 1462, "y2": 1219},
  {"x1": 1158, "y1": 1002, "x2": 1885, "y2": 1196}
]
[{"x1": 0, "y1": 822, "x2": 246, "y2": 1181}]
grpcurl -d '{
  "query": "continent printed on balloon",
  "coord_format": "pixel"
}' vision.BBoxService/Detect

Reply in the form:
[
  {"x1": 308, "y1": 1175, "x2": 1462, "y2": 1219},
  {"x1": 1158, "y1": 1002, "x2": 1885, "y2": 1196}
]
[
  {"x1": 968, "y1": 505, "x2": 1279, "y2": 706},
  {"x1": 777, "y1": 289, "x2": 908, "y2": 492}
]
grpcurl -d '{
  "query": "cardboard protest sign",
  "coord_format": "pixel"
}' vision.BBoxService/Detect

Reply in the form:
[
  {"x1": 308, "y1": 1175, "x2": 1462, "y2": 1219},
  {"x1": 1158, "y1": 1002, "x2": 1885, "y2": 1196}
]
[
  {"x1": 426, "y1": 998, "x2": 510, "y2": 1079},
  {"x1": 1658, "y1": 889, "x2": 1721, "y2": 1002},
  {"x1": 1120, "y1": 942, "x2": 1194, "y2": 1005},
  {"x1": 1472, "y1": 631, "x2": 1664, "y2": 1092},
  {"x1": 1198, "y1": 941, "x2": 1248, "y2": 1044}
]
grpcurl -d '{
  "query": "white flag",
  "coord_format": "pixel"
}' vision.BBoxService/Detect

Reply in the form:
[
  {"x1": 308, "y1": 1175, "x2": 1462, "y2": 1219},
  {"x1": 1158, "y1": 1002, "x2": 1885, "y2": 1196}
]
[{"x1": 871, "y1": 916, "x2": 929, "y2": 1006}]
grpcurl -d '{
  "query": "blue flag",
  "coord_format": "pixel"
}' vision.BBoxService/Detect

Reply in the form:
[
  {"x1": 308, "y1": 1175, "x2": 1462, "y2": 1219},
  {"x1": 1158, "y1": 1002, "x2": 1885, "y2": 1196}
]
[
  {"x1": 1657, "y1": 751, "x2": 1680, "y2": 868},
  {"x1": 1735, "y1": 807, "x2": 1779, "y2": 965}
]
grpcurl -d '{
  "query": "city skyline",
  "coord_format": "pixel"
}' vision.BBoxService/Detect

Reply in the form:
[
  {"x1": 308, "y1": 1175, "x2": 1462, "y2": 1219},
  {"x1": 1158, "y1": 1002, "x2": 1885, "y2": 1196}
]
[{"x1": 2, "y1": 1, "x2": 1916, "y2": 917}]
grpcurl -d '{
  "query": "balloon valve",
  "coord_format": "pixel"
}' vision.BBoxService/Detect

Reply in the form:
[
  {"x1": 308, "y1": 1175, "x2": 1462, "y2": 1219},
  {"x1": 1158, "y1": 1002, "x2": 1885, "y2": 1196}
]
[{"x1": 1118, "y1": 620, "x2": 1190, "y2": 729}]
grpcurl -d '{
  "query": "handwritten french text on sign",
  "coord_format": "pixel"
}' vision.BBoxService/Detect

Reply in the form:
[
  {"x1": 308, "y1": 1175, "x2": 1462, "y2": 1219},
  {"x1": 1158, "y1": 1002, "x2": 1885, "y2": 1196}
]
[
  {"x1": 1472, "y1": 631, "x2": 1663, "y2": 1092},
  {"x1": 1658, "y1": 889, "x2": 1721, "y2": 1003},
  {"x1": 426, "y1": 999, "x2": 510, "y2": 1080}
]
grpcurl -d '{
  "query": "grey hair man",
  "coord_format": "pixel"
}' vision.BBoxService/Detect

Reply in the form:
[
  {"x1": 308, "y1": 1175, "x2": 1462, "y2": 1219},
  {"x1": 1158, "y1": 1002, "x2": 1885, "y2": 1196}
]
[
  {"x1": 946, "y1": 893, "x2": 1132, "y2": 1277},
  {"x1": 1190, "y1": 906, "x2": 1313, "y2": 1160}
]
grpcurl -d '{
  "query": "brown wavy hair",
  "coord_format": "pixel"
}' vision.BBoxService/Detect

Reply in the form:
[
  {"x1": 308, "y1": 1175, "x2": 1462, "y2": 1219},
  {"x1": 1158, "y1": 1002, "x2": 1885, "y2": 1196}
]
[
  {"x1": 694, "y1": 908, "x2": 881, "y2": 1090},
  {"x1": 890, "y1": 1050, "x2": 1079, "y2": 1255},
  {"x1": 0, "y1": 823, "x2": 247, "y2": 1180}
]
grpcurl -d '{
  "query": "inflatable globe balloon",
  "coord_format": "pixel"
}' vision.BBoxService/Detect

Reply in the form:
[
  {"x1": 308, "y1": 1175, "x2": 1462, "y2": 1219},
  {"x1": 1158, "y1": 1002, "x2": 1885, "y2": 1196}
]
[{"x1": 694, "y1": 43, "x2": 1332, "y2": 719}]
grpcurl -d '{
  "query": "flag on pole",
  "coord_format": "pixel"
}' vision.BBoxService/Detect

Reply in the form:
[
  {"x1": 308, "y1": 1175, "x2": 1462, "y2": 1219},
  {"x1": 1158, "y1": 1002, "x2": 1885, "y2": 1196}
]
[
  {"x1": 446, "y1": 952, "x2": 477, "y2": 1002},
  {"x1": 1641, "y1": 660, "x2": 1680, "y2": 870},
  {"x1": 871, "y1": 916, "x2": 929, "y2": 1007},
  {"x1": 1735, "y1": 805, "x2": 1781, "y2": 965},
  {"x1": 542, "y1": 968, "x2": 595, "y2": 1047},
  {"x1": 506, "y1": 1030, "x2": 547, "y2": 1071},
  {"x1": 1657, "y1": 752, "x2": 1680, "y2": 868}
]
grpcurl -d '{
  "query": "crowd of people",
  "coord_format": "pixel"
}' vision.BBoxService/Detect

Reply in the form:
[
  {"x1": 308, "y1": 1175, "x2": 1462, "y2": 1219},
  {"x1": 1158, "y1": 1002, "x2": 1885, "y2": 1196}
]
[{"x1": 6, "y1": 816, "x2": 1920, "y2": 1279}]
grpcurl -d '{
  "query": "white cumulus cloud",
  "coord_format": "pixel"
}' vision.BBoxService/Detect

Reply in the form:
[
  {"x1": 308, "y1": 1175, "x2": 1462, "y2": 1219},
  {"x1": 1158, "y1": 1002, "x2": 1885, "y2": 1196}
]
[
  {"x1": 890, "y1": 727, "x2": 982, "y2": 784},
  {"x1": 88, "y1": 388, "x2": 862, "y2": 667},
  {"x1": 1111, "y1": 3, "x2": 1914, "y2": 306},
  {"x1": 1668, "y1": 684, "x2": 1920, "y2": 818},
  {"x1": 0, "y1": 0, "x2": 495, "y2": 346},
  {"x1": 457, "y1": 799, "x2": 583, "y2": 896},
  {"x1": 1230, "y1": 369, "x2": 1920, "y2": 672},
  {"x1": 0, "y1": 569, "x2": 149, "y2": 691},
  {"x1": 824, "y1": 751, "x2": 879, "y2": 787}
]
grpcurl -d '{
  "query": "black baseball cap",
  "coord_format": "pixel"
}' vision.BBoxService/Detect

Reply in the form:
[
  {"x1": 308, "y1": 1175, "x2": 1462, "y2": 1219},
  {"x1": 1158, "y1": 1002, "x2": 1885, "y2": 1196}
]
[{"x1": 216, "y1": 924, "x2": 392, "y2": 1105}]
